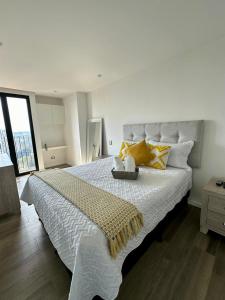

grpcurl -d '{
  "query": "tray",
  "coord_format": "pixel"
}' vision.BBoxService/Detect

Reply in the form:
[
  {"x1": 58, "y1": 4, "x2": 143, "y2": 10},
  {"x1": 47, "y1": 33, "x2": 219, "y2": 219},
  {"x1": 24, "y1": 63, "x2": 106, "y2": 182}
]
[{"x1": 111, "y1": 167, "x2": 139, "y2": 180}]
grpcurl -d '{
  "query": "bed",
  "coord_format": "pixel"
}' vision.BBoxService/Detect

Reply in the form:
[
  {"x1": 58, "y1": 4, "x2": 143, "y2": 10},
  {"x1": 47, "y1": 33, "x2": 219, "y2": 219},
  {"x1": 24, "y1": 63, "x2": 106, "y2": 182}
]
[{"x1": 21, "y1": 120, "x2": 204, "y2": 300}]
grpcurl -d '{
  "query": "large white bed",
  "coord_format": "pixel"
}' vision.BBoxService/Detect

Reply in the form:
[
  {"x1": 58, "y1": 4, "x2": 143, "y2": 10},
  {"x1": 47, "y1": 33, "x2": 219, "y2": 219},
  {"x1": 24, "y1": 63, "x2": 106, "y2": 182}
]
[
  {"x1": 21, "y1": 120, "x2": 204, "y2": 300},
  {"x1": 22, "y1": 157, "x2": 192, "y2": 300}
]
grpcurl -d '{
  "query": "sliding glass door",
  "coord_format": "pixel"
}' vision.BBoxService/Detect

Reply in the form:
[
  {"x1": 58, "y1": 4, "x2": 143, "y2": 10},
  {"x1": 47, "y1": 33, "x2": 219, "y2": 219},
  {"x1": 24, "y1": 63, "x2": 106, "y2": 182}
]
[{"x1": 0, "y1": 93, "x2": 39, "y2": 176}]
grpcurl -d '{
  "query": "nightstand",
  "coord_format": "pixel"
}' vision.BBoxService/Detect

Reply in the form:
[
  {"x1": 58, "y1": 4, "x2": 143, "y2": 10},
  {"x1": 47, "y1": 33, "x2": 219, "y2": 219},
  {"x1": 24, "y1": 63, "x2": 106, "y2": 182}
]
[{"x1": 201, "y1": 177, "x2": 225, "y2": 236}]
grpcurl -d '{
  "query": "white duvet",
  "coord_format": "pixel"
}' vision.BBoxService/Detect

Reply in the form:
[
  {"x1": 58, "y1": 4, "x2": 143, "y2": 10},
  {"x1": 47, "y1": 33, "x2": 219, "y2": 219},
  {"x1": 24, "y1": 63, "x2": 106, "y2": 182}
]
[{"x1": 21, "y1": 157, "x2": 192, "y2": 300}]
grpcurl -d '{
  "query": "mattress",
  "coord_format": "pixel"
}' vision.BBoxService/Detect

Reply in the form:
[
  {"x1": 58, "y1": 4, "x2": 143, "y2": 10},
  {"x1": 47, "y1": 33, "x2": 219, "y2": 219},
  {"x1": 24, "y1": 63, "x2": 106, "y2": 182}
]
[{"x1": 21, "y1": 157, "x2": 192, "y2": 300}]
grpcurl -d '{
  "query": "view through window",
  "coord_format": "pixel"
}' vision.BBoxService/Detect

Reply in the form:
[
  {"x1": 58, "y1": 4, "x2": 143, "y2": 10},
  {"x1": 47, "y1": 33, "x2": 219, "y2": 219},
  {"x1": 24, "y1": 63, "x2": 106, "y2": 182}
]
[
  {"x1": 7, "y1": 97, "x2": 36, "y2": 173},
  {"x1": 0, "y1": 95, "x2": 38, "y2": 175}
]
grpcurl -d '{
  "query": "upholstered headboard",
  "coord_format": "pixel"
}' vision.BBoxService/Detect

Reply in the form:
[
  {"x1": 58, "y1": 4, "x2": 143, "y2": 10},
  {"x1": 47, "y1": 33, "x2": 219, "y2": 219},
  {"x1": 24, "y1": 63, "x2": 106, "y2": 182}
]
[{"x1": 123, "y1": 120, "x2": 204, "y2": 168}]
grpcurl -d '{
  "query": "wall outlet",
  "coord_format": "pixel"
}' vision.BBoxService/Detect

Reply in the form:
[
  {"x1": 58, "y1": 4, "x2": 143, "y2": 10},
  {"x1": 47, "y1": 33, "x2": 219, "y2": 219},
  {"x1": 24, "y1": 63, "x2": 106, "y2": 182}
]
[{"x1": 109, "y1": 140, "x2": 112, "y2": 145}]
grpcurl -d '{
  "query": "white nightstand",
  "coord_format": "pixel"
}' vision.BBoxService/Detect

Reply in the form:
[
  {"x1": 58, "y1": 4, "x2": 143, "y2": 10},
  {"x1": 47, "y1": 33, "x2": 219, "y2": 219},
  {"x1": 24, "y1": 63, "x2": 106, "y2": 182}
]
[{"x1": 201, "y1": 177, "x2": 225, "y2": 236}]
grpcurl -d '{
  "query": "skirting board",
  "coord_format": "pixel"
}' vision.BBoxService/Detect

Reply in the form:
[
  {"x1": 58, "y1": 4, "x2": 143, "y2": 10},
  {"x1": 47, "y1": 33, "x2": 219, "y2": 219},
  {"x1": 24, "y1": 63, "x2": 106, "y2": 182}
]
[{"x1": 188, "y1": 196, "x2": 202, "y2": 208}]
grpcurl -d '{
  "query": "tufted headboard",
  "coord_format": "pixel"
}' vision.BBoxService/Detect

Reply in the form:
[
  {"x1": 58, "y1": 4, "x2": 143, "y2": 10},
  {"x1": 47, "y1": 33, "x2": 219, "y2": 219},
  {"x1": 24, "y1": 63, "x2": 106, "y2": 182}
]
[{"x1": 123, "y1": 120, "x2": 204, "y2": 168}]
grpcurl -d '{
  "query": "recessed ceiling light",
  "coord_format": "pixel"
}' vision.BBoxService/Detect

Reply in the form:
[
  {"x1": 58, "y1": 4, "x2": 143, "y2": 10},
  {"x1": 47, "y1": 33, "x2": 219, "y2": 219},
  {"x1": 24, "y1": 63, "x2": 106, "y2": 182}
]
[
  {"x1": 0, "y1": 42, "x2": 3, "y2": 46},
  {"x1": 54, "y1": 90, "x2": 57, "y2": 93},
  {"x1": 97, "y1": 74, "x2": 102, "y2": 78}
]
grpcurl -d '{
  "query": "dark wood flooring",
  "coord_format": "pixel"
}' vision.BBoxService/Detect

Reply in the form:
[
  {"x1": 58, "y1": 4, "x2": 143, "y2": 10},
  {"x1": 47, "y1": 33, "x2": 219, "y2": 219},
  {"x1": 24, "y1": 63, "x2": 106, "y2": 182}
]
[{"x1": 0, "y1": 200, "x2": 224, "y2": 300}]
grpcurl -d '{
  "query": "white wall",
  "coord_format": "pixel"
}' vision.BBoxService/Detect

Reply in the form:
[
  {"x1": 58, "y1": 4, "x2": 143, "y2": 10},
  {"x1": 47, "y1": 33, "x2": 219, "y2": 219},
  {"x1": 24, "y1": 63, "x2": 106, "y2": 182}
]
[
  {"x1": 0, "y1": 87, "x2": 44, "y2": 170},
  {"x1": 36, "y1": 96, "x2": 65, "y2": 148},
  {"x1": 36, "y1": 95, "x2": 67, "y2": 168},
  {"x1": 42, "y1": 147, "x2": 67, "y2": 168},
  {"x1": 63, "y1": 92, "x2": 88, "y2": 166},
  {"x1": 36, "y1": 95, "x2": 63, "y2": 106},
  {"x1": 89, "y1": 37, "x2": 225, "y2": 206},
  {"x1": 77, "y1": 92, "x2": 88, "y2": 164},
  {"x1": 64, "y1": 94, "x2": 81, "y2": 166}
]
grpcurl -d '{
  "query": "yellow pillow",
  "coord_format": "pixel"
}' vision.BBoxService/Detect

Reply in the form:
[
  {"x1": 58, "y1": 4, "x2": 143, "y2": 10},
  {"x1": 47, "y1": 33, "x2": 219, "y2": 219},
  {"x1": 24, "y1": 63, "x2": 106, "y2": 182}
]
[
  {"x1": 146, "y1": 144, "x2": 171, "y2": 170},
  {"x1": 119, "y1": 141, "x2": 134, "y2": 160},
  {"x1": 126, "y1": 140, "x2": 153, "y2": 166}
]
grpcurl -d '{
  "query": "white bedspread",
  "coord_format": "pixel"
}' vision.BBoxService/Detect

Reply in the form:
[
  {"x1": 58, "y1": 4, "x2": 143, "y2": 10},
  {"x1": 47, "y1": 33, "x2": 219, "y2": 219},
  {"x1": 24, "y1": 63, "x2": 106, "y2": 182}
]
[{"x1": 21, "y1": 157, "x2": 192, "y2": 300}]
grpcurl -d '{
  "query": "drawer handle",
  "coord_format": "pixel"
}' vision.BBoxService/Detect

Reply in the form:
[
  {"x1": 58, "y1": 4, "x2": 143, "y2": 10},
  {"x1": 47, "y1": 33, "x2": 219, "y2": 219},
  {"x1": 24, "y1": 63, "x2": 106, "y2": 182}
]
[{"x1": 223, "y1": 222, "x2": 225, "y2": 226}]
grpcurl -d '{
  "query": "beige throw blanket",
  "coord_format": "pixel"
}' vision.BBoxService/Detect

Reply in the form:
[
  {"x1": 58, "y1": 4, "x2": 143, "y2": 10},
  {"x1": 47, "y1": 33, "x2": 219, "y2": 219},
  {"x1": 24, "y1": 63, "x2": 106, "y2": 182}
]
[{"x1": 33, "y1": 169, "x2": 143, "y2": 258}]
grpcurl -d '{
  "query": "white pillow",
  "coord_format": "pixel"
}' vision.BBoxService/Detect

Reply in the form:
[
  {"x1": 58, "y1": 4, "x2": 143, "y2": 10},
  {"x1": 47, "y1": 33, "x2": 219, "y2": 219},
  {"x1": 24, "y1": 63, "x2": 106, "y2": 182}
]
[{"x1": 148, "y1": 140, "x2": 194, "y2": 169}]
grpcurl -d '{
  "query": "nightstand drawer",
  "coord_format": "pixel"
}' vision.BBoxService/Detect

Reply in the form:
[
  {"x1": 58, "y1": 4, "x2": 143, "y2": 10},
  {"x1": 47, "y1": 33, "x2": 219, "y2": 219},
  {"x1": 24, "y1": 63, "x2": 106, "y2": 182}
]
[
  {"x1": 207, "y1": 211, "x2": 225, "y2": 234},
  {"x1": 208, "y1": 196, "x2": 225, "y2": 215}
]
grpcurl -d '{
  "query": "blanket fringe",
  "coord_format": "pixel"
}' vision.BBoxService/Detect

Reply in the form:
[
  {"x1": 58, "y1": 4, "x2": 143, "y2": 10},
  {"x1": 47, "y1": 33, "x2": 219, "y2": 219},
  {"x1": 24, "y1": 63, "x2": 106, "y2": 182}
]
[
  {"x1": 109, "y1": 213, "x2": 143, "y2": 258},
  {"x1": 33, "y1": 169, "x2": 144, "y2": 258}
]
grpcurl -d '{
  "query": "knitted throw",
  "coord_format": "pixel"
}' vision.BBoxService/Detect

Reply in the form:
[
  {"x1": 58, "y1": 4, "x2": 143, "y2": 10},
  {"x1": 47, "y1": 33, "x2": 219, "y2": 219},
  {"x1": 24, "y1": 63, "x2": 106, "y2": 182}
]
[{"x1": 33, "y1": 169, "x2": 143, "y2": 258}]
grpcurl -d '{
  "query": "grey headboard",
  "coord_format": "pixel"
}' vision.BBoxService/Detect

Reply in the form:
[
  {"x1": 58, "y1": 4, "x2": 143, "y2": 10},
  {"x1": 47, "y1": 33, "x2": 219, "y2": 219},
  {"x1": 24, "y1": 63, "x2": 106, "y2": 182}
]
[{"x1": 123, "y1": 120, "x2": 204, "y2": 168}]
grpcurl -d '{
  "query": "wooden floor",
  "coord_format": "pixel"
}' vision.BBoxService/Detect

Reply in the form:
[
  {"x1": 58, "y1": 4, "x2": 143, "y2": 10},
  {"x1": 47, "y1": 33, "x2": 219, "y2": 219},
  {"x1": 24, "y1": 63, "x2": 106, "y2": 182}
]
[{"x1": 0, "y1": 199, "x2": 225, "y2": 300}]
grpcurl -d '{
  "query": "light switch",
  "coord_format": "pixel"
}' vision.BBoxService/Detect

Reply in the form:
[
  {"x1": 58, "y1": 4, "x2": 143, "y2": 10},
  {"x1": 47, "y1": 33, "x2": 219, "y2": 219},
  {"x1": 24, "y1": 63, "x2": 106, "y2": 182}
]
[{"x1": 109, "y1": 140, "x2": 112, "y2": 145}]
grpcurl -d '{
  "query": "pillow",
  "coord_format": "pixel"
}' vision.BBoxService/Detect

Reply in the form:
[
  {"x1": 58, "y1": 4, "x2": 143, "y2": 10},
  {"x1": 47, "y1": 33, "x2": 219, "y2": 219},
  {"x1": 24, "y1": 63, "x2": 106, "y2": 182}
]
[
  {"x1": 148, "y1": 140, "x2": 194, "y2": 169},
  {"x1": 146, "y1": 144, "x2": 171, "y2": 170},
  {"x1": 119, "y1": 141, "x2": 135, "y2": 160},
  {"x1": 126, "y1": 140, "x2": 153, "y2": 166}
]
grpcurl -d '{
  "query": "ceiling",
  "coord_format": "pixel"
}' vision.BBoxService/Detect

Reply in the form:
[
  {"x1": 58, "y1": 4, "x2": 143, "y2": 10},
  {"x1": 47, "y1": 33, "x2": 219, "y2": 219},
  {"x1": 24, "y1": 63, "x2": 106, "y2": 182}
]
[{"x1": 1, "y1": 0, "x2": 225, "y2": 97}]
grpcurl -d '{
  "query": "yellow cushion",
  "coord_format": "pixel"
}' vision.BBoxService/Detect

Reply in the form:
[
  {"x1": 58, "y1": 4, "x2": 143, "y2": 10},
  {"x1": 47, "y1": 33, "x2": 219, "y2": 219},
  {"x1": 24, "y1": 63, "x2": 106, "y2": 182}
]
[
  {"x1": 126, "y1": 140, "x2": 153, "y2": 166},
  {"x1": 119, "y1": 141, "x2": 134, "y2": 160},
  {"x1": 146, "y1": 144, "x2": 171, "y2": 170}
]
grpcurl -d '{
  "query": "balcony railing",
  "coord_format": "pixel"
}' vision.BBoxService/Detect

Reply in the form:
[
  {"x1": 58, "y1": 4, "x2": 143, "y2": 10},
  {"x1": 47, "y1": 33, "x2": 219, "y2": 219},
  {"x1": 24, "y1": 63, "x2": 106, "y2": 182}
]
[
  {"x1": 0, "y1": 129, "x2": 9, "y2": 155},
  {"x1": 0, "y1": 130, "x2": 35, "y2": 173}
]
